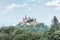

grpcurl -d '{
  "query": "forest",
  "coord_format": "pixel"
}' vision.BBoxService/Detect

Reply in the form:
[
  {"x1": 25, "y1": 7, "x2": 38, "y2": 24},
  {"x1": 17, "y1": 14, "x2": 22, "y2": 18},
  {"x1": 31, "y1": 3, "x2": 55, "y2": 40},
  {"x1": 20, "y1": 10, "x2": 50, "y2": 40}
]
[{"x1": 0, "y1": 16, "x2": 60, "y2": 40}]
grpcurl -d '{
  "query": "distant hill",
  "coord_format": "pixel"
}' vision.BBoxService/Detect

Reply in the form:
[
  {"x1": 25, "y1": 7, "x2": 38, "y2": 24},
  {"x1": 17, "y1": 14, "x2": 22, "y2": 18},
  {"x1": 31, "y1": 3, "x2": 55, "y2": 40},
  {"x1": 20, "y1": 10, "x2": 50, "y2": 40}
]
[{"x1": 17, "y1": 23, "x2": 49, "y2": 32}]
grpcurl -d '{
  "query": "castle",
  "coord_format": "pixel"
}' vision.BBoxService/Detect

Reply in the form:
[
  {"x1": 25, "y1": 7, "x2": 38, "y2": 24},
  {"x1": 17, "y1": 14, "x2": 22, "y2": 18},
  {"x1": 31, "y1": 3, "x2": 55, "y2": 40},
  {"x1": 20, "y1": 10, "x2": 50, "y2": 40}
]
[{"x1": 18, "y1": 15, "x2": 37, "y2": 25}]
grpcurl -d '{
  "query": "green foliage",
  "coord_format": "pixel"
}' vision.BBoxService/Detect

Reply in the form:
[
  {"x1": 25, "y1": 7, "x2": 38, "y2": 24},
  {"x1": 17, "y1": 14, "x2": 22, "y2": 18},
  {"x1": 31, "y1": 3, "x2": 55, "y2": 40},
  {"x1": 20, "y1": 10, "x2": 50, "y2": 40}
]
[
  {"x1": 0, "y1": 26, "x2": 42, "y2": 40},
  {"x1": 51, "y1": 16, "x2": 59, "y2": 30},
  {"x1": 0, "y1": 33, "x2": 10, "y2": 40},
  {"x1": 0, "y1": 16, "x2": 60, "y2": 40},
  {"x1": 46, "y1": 16, "x2": 60, "y2": 40},
  {"x1": 0, "y1": 26, "x2": 16, "y2": 34},
  {"x1": 17, "y1": 23, "x2": 49, "y2": 32}
]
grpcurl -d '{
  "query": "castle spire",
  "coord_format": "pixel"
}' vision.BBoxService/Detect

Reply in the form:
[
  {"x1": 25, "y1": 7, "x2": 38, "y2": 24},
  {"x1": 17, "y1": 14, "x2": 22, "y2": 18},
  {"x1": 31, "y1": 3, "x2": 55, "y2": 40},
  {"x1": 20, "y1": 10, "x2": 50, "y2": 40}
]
[{"x1": 25, "y1": 15, "x2": 27, "y2": 20}]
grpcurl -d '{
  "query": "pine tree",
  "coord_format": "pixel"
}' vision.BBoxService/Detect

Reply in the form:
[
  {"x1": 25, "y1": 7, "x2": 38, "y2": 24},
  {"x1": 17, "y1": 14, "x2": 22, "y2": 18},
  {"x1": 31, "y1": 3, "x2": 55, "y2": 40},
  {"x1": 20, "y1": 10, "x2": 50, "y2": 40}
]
[
  {"x1": 47, "y1": 16, "x2": 59, "y2": 40},
  {"x1": 51, "y1": 16, "x2": 59, "y2": 31},
  {"x1": 52, "y1": 16, "x2": 58, "y2": 25}
]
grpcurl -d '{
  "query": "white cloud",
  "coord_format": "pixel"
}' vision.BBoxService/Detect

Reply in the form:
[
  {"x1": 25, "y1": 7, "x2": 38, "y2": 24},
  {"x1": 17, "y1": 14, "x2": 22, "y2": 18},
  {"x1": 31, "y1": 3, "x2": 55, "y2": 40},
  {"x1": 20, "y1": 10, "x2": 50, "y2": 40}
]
[
  {"x1": 0, "y1": 3, "x2": 28, "y2": 14},
  {"x1": 46, "y1": 0, "x2": 60, "y2": 10},
  {"x1": 32, "y1": 0, "x2": 36, "y2": 2},
  {"x1": 6, "y1": 3, "x2": 28, "y2": 11},
  {"x1": 46, "y1": 0, "x2": 60, "y2": 6},
  {"x1": 31, "y1": 0, "x2": 41, "y2": 2},
  {"x1": 6, "y1": 3, "x2": 21, "y2": 10},
  {"x1": 22, "y1": 3, "x2": 28, "y2": 7},
  {"x1": 0, "y1": 3, "x2": 22, "y2": 14}
]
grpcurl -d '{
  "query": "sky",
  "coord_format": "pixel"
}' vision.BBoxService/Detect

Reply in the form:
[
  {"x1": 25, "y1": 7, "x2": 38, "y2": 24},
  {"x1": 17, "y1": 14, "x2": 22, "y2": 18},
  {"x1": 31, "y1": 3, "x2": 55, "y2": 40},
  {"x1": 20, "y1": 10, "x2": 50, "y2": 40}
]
[{"x1": 0, "y1": 0, "x2": 60, "y2": 26}]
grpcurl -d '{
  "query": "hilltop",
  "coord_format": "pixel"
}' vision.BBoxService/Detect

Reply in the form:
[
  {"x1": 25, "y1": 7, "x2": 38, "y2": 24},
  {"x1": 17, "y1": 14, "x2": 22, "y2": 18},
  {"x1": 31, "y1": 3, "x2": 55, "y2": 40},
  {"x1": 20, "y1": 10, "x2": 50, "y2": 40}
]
[{"x1": 17, "y1": 15, "x2": 49, "y2": 32}]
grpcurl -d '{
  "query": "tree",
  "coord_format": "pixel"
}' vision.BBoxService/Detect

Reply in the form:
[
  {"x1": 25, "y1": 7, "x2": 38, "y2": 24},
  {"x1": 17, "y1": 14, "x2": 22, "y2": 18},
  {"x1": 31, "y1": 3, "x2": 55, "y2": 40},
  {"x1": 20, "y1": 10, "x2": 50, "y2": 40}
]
[
  {"x1": 0, "y1": 26, "x2": 17, "y2": 40},
  {"x1": 0, "y1": 33, "x2": 10, "y2": 40},
  {"x1": 47, "y1": 16, "x2": 60, "y2": 40},
  {"x1": 51, "y1": 16, "x2": 59, "y2": 31}
]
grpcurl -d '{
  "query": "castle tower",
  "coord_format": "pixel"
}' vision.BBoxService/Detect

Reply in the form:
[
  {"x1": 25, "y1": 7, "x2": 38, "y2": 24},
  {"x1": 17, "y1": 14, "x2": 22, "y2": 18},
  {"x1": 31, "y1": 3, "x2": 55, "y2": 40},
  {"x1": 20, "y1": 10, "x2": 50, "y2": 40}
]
[
  {"x1": 34, "y1": 18, "x2": 37, "y2": 24},
  {"x1": 25, "y1": 15, "x2": 27, "y2": 20},
  {"x1": 22, "y1": 15, "x2": 27, "y2": 24}
]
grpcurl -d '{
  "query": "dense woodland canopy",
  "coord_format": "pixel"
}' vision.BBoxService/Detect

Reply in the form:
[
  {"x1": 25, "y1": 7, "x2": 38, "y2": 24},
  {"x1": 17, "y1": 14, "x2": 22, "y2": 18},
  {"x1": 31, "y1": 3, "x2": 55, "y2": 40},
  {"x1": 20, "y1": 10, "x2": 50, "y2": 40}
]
[{"x1": 0, "y1": 16, "x2": 60, "y2": 40}]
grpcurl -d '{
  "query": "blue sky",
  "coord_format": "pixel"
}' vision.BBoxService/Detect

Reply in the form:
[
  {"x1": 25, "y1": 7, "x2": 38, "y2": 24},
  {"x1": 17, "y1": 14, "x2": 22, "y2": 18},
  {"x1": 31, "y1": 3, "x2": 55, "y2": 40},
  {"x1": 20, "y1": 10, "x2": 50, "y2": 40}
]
[{"x1": 0, "y1": 0, "x2": 60, "y2": 26}]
